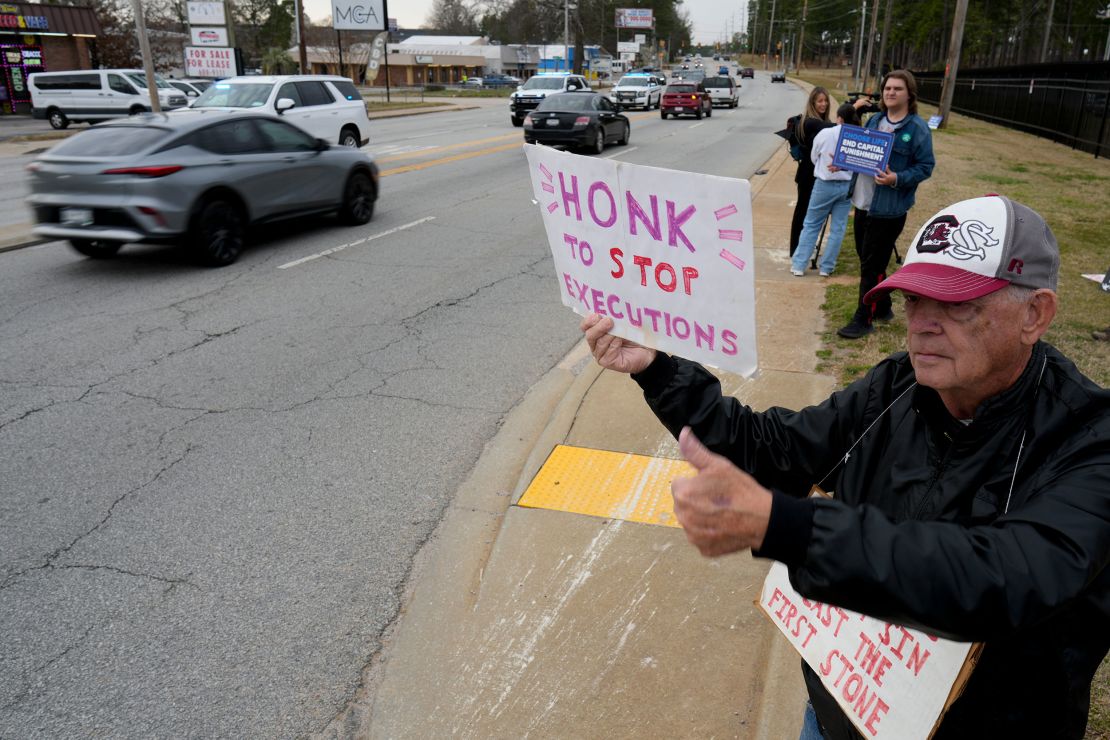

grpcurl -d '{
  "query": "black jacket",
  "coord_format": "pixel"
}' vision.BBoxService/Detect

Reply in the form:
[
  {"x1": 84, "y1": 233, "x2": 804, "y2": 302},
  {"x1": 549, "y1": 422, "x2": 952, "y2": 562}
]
[{"x1": 634, "y1": 342, "x2": 1110, "y2": 738}]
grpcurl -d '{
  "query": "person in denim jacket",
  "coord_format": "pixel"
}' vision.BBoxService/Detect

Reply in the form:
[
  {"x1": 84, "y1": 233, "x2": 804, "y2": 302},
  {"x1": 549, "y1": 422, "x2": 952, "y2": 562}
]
[{"x1": 837, "y1": 70, "x2": 936, "y2": 339}]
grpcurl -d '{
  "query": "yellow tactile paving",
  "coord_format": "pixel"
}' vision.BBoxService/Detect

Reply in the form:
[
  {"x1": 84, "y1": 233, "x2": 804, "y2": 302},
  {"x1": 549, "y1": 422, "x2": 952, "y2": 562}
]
[{"x1": 518, "y1": 445, "x2": 693, "y2": 528}]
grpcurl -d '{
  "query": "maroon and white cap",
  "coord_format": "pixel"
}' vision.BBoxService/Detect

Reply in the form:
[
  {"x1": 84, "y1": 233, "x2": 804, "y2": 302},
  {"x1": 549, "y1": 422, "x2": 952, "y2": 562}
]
[{"x1": 865, "y1": 195, "x2": 1060, "y2": 303}]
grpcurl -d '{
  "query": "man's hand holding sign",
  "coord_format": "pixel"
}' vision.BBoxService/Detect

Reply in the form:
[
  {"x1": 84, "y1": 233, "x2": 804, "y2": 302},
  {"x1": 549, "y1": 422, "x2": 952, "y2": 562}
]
[{"x1": 563, "y1": 164, "x2": 1110, "y2": 739}]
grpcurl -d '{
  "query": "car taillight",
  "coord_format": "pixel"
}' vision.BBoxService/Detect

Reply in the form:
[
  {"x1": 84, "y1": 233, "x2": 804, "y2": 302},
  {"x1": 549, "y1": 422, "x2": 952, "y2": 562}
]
[
  {"x1": 100, "y1": 165, "x2": 184, "y2": 178},
  {"x1": 574, "y1": 116, "x2": 590, "y2": 126},
  {"x1": 524, "y1": 114, "x2": 533, "y2": 126},
  {"x1": 24, "y1": 162, "x2": 40, "y2": 173}
]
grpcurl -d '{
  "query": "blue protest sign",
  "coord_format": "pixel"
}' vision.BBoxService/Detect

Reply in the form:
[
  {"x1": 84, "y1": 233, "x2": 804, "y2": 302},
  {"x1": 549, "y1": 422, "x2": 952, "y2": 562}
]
[{"x1": 832, "y1": 125, "x2": 895, "y2": 176}]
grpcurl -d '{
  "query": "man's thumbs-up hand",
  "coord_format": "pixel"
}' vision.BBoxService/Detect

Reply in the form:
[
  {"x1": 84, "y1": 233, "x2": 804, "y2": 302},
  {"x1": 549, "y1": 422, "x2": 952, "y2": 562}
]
[{"x1": 671, "y1": 426, "x2": 773, "y2": 557}]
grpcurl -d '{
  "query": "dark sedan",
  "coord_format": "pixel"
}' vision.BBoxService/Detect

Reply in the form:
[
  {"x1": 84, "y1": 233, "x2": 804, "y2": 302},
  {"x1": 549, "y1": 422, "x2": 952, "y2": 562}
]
[
  {"x1": 26, "y1": 110, "x2": 378, "y2": 266},
  {"x1": 523, "y1": 92, "x2": 630, "y2": 154}
]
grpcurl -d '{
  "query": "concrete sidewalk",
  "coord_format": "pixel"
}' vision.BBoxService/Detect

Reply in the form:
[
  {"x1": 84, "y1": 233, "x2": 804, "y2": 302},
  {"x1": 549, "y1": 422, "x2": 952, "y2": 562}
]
[{"x1": 323, "y1": 144, "x2": 840, "y2": 739}]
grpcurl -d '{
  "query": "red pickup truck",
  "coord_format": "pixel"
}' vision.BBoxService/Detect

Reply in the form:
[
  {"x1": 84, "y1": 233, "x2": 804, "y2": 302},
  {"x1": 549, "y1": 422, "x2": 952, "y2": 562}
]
[{"x1": 660, "y1": 82, "x2": 712, "y2": 120}]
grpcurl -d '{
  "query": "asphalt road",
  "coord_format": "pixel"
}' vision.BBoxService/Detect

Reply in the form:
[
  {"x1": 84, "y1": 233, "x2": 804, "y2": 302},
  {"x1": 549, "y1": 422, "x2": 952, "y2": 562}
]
[{"x1": 0, "y1": 74, "x2": 805, "y2": 738}]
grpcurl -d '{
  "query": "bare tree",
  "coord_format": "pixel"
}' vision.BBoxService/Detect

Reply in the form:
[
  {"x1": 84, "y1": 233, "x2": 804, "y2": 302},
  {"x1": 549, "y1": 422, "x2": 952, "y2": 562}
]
[{"x1": 428, "y1": 0, "x2": 481, "y2": 33}]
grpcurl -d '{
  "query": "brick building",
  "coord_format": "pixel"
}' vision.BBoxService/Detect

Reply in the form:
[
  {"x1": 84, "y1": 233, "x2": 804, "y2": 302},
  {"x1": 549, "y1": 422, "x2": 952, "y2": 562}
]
[{"x1": 0, "y1": 2, "x2": 99, "y2": 114}]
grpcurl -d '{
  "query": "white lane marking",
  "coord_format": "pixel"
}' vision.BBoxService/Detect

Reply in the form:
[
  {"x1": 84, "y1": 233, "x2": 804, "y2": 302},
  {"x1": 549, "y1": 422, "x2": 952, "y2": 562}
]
[
  {"x1": 601, "y1": 146, "x2": 639, "y2": 160},
  {"x1": 688, "y1": 122, "x2": 707, "y2": 129},
  {"x1": 277, "y1": 217, "x2": 436, "y2": 269}
]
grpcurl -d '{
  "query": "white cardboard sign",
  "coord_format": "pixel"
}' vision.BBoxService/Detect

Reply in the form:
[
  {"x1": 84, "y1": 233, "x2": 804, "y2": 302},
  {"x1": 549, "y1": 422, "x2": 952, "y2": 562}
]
[
  {"x1": 760, "y1": 562, "x2": 980, "y2": 739},
  {"x1": 525, "y1": 144, "x2": 758, "y2": 377}
]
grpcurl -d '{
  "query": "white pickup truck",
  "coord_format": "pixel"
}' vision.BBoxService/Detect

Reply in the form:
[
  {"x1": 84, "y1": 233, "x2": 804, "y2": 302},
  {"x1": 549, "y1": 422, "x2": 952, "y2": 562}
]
[{"x1": 703, "y1": 75, "x2": 740, "y2": 108}]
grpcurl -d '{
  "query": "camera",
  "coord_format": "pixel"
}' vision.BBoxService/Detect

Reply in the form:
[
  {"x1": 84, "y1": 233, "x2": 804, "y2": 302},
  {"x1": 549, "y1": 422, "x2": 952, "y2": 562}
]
[{"x1": 848, "y1": 91, "x2": 881, "y2": 115}]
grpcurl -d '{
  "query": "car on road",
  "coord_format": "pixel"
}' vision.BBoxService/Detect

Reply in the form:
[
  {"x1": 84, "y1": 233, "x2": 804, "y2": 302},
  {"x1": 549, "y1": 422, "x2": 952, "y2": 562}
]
[
  {"x1": 660, "y1": 82, "x2": 712, "y2": 119},
  {"x1": 670, "y1": 68, "x2": 706, "y2": 83},
  {"x1": 740, "y1": 67, "x2": 755, "y2": 79},
  {"x1": 703, "y1": 75, "x2": 740, "y2": 108},
  {"x1": 186, "y1": 75, "x2": 371, "y2": 148},
  {"x1": 481, "y1": 73, "x2": 522, "y2": 88},
  {"x1": 460, "y1": 77, "x2": 484, "y2": 87},
  {"x1": 167, "y1": 79, "x2": 206, "y2": 98},
  {"x1": 26, "y1": 111, "x2": 379, "y2": 266},
  {"x1": 29, "y1": 69, "x2": 189, "y2": 129},
  {"x1": 509, "y1": 73, "x2": 590, "y2": 127},
  {"x1": 771, "y1": 70, "x2": 787, "y2": 83},
  {"x1": 609, "y1": 72, "x2": 662, "y2": 110},
  {"x1": 718, "y1": 65, "x2": 729, "y2": 75},
  {"x1": 523, "y1": 92, "x2": 629, "y2": 154}
]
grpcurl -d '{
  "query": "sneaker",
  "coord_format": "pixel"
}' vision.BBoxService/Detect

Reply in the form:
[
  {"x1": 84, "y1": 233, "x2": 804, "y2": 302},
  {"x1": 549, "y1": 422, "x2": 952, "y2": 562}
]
[
  {"x1": 837, "y1": 319, "x2": 874, "y2": 339},
  {"x1": 790, "y1": 269, "x2": 804, "y2": 277},
  {"x1": 819, "y1": 271, "x2": 830, "y2": 278},
  {"x1": 874, "y1": 308, "x2": 895, "y2": 322}
]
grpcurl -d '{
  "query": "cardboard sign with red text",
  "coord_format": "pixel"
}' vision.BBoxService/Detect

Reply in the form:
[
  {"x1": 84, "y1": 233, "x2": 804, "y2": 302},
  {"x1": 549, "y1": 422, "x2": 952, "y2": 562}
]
[
  {"x1": 524, "y1": 143, "x2": 758, "y2": 377},
  {"x1": 760, "y1": 562, "x2": 981, "y2": 739}
]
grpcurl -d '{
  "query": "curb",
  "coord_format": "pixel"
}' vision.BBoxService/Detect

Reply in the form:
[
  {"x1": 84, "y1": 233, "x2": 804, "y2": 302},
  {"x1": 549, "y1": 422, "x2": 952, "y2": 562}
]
[{"x1": 367, "y1": 103, "x2": 481, "y2": 120}]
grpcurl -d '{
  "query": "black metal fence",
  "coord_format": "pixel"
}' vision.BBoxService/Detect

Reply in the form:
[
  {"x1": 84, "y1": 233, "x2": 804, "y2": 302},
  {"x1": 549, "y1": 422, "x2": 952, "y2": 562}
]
[{"x1": 915, "y1": 62, "x2": 1110, "y2": 158}]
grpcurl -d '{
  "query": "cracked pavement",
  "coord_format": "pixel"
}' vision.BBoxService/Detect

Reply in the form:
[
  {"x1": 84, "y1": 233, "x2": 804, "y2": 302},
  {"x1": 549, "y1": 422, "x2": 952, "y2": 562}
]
[{"x1": 0, "y1": 117, "x2": 582, "y2": 737}]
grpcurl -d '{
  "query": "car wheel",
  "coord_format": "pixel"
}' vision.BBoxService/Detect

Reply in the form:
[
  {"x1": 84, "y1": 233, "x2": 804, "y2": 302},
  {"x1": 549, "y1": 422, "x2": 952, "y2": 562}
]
[
  {"x1": 706, "y1": 105, "x2": 712, "y2": 118},
  {"x1": 524, "y1": 136, "x2": 536, "y2": 145},
  {"x1": 660, "y1": 110, "x2": 668, "y2": 119},
  {"x1": 618, "y1": 123, "x2": 630, "y2": 145},
  {"x1": 68, "y1": 239, "x2": 121, "y2": 259},
  {"x1": 339, "y1": 171, "x2": 375, "y2": 225},
  {"x1": 129, "y1": 105, "x2": 146, "y2": 116},
  {"x1": 339, "y1": 126, "x2": 360, "y2": 148},
  {"x1": 695, "y1": 108, "x2": 703, "y2": 120},
  {"x1": 193, "y1": 198, "x2": 245, "y2": 267},
  {"x1": 48, "y1": 109, "x2": 69, "y2": 130},
  {"x1": 511, "y1": 115, "x2": 523, "y2": 127},
  {"x1": 591, "y1": 127, "x2": 605, "y2": 155}
]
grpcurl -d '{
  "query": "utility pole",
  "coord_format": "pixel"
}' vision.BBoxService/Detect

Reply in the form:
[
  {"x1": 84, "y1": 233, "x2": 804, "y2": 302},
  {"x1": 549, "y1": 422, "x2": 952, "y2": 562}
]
[
  {"x1": 1040, "y1": 0, "x2": 1056, "y2": 62},
  {"x1": 859, "y1": 0, "x2": 881, "y2": 92},
  {"x1": 796, "y1": 0, "x2": 809, "y2": 71},
  {"x1": 295, "y1": 0, "x2": 307, "y2": 73},
  {"x1": 876, "y1": 0, "x2": 894, "y2": 80},
  {"x1": 564, "y1": 0, "x2": 569, "y2": 72},
  {"x1": 765, "y1": 0, "x2": 777, "y2": 69},
  {"x1": 937, "y1": 0, "x2": 969, "y2": 129},
  {"x1": 130, "y1": 0, "x2": 160, "y2": 112},
  {"x1": 854, "y1": 0, "x2": 866, "y2": 85}
]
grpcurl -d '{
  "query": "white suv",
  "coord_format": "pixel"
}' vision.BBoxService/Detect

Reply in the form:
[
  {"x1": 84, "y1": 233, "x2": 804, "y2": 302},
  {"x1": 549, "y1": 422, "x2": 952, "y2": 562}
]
[
  {"x1": 510, "y1": 73, "x2": 590, "y2": 127},
  {"x1": 186, "y1": 75, "x2": 371, "y2": 147},
  {"x1": 609, "y1": 73, "x2": 663, "y2": 110}
]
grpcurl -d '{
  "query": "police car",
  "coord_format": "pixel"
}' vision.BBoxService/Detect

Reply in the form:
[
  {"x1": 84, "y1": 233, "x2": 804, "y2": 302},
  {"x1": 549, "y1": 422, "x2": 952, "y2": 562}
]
[
  {"x1": 510, "y1": 73, "x2": 590, "y2": 127},
  {"x1": 608, "y1": 73, "x2": 664, "y2": 110}
]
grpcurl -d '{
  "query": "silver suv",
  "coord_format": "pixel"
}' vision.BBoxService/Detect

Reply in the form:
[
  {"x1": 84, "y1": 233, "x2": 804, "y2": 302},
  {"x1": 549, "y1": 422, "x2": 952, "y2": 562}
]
[
  {"x1": 186, "y1": 75, "x2": 371, "y2": 147},
  {"x1": 510, "y1": 74, "x2": 590, "y2": 127},
  {"x1": 609, "y1": 73, "x2": 664, "y2": 110}
]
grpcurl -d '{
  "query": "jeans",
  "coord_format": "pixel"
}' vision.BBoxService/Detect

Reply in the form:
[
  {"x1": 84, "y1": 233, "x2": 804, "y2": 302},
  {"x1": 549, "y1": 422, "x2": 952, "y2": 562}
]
[
  {"x1": 791, "y1": 179, "x2": 851, "y2": 275},
  {"x1": 799, "y1": 701, "x2": 827, "y2": 740}
]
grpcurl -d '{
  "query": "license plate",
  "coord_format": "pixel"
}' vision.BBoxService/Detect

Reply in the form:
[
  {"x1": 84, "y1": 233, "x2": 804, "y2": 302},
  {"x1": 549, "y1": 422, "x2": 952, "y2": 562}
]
[
  {"x1": 545, "y1": 119, "x2": 559, "y2": 126},
  {"x1": 674, "y1": 107, "x2": 685, "y2": 112},
  {"x1": 60, "y1": 207, "x2": 93, "y2": 226}
]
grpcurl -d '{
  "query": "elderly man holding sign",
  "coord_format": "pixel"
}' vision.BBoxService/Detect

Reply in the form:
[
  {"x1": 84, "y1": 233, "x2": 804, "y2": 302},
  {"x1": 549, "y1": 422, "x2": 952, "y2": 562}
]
[{"x1": 582, "y1": 195, "x2": 1110, "y2": 738}]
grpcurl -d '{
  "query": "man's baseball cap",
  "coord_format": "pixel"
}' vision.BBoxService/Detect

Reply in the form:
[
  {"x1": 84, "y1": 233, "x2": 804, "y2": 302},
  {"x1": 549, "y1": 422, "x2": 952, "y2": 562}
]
[{"x1": 864, "y1": 195, "x2": 1059, "y2": 303}]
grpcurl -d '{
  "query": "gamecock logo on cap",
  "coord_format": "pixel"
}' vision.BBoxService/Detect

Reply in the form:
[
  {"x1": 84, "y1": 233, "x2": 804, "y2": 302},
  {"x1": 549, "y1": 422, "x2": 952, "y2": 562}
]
[{"x1": 915, "y1": 214, "x2": 999, "y2": 262}]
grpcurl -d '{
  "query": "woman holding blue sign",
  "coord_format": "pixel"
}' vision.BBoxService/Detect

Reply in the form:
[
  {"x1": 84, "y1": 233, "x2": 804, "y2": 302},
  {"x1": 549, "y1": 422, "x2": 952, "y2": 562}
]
[{"x1": 837, "y1": 70, "x2": 935, "y2": 340}]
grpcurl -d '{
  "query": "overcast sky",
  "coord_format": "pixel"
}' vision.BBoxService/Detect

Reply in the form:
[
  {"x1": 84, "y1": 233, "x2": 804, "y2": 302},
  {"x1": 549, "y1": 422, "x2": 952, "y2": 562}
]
[{"x1": 301, "y1": 0, "x2": 748, "y2": 45}]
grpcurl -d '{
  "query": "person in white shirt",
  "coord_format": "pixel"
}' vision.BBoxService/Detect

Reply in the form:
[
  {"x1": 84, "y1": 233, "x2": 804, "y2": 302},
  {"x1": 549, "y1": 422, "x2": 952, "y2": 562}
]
[{"x1": 790, "y1": 102, "x2": 861, "y2": 277}]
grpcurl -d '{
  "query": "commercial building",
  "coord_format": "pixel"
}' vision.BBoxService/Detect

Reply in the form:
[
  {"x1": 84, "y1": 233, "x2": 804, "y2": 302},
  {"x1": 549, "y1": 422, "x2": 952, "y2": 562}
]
[{"x1": 0, "y1": 1, "x2": 99, "y2": 114}]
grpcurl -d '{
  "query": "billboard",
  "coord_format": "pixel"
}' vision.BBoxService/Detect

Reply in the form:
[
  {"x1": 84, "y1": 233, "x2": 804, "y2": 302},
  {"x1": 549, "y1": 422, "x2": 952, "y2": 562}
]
[
  {"x1": 617, "y1": 41, "x2": 639, "y2": 53},
  {"x1": 332, "y1": 0, "x2": 386, "y2": 30},
  {"x1": 190, "y1": 26, "x2": 228, "y2": 46},
  {"x1": 186, "y1": 1, "x2": 225, "y2": 26},
  {"x1": 185, "y1": 46, "x2": 236, "y2": 77},
  {"x1": 615, "y1": 8, "x2": 653, "y2": 28}
]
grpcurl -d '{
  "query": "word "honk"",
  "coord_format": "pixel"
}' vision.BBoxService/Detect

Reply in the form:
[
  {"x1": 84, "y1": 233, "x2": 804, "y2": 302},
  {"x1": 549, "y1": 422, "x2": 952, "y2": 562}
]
[{"x1": 556, "y1": 172, "x2": 698, "y2": 253}]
